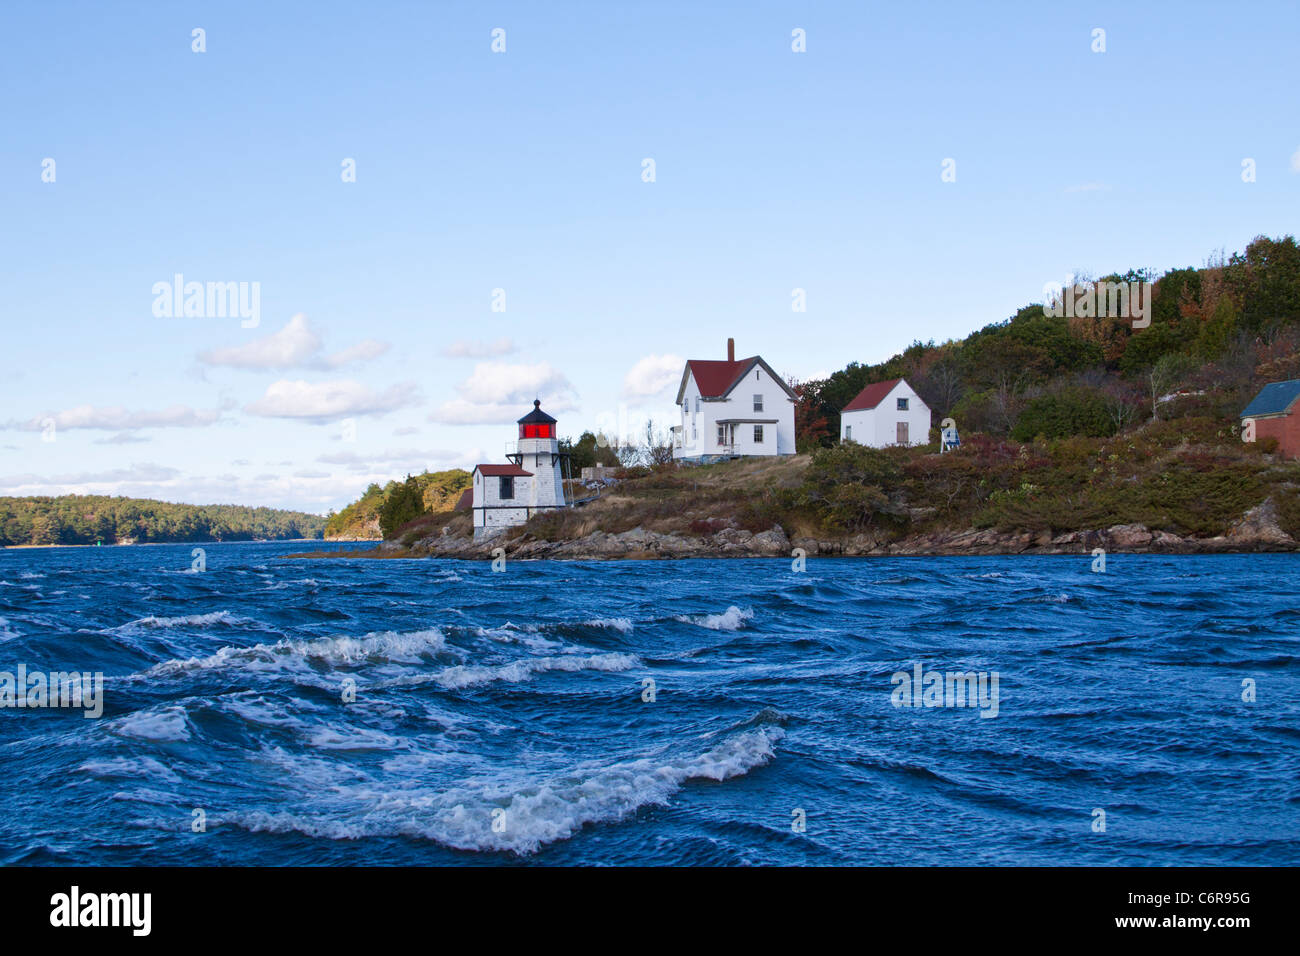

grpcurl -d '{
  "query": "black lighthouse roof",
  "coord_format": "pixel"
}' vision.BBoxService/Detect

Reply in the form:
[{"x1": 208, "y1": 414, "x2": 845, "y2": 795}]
[{"x1": 517, "y1": 399, "x2": 557, "y2": 425}]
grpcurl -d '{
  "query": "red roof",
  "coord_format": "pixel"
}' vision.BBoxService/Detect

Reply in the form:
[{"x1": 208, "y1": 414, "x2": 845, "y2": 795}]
[
  {"x1": 453, "y1": 487, "x2": 473, "y2": 510},
  {"x1": 686, "y1": 358, "x2": 757, "y2": 398},
  {"x1": 843, "y1": 378, "x2": 903, "y2": 412},
  {"x1": 474, "y1": 464, "x2": 533, "y2": 477}
]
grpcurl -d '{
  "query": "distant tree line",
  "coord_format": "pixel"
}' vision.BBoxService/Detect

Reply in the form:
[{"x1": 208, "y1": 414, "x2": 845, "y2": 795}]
[{"x1": 0, "y1": 496, "x2": 326, "y2": 546}]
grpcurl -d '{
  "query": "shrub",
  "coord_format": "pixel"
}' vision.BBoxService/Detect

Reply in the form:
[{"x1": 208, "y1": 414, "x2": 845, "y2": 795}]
[{"x1": 1011, "y1": 387, "x2": 1111, "y2": 441}]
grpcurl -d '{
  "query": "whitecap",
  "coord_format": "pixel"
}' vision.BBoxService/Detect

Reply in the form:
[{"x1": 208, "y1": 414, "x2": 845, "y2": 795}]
[
  {"x1": 137, "y1": 628, "x2": 452, "y2": 679},
  {"x1": 395, "y1": 652, "x2": 638, "y2": 691},
  {"x1": 585, "y1": 617, "x2": 634, "y2": 633},
  {"x1": 114, "y1": 610, "x2": 244, "y2": 631},
  {"x1": 78, "y1": 755, "x2": 181, "y2": 782},
  {"x1": 676, "y1": 606, "x2": 754, "y2": 631},
  {"x1": 111, "y1": 706, "x2": 192, "y2": 742},
  {"x1": 223, "y1": 726, "x2": 782, "y2": 855}
]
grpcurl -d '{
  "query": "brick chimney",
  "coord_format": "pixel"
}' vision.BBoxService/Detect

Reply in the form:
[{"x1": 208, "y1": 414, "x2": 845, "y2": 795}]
[{"x1": 727, "y1": 337, "x2": 735, "y2": 362}]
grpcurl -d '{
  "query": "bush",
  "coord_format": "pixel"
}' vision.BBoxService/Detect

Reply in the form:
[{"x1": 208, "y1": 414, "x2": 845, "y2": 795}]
[{"x1": 1011, "y1": 387, "x2": 1111, "y2": 441}]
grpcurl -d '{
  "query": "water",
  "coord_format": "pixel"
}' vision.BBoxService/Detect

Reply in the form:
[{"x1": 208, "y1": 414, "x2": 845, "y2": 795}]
[{"x1": 1, "y1": 542, "x2": 1297, "y2": 865}]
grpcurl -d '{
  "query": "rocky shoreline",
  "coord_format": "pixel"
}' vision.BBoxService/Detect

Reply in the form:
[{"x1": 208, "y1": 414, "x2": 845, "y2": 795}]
[{"x1": 328, "y1": 498, "x2": 1298, "y2": 561}]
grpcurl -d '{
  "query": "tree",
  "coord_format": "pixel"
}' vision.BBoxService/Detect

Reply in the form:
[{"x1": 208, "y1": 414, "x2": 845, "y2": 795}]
[
  {"x1": 1101, "y1": 380, "x2": 1140, "y2": 434},
  {"x1": 378, "y1": 475, "x2": 425, "y2": 538},
  {"x1": 29, "y1": 513, "x2": 58, "y2": 545},
  {"x1": 643, "y1": 420, "x2": 675, "y2": 467},
  {"x1": 791, "y1": 380, "x2": 832, "y2": 450},
  {"x1": 565, "y1": 431, "x2": 620, "y2": 472},
  {"x1": 1146, "y1": 353, "x2": 1194, "y2": 421}
]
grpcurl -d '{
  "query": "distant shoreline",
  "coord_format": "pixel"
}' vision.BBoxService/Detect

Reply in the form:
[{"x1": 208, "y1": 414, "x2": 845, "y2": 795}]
[{"x1": 2, "y1": 538, "x2": 335, "y2": 551}]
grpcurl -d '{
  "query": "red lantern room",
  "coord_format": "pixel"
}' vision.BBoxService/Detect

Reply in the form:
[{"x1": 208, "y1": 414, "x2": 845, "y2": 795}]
[{"x1": 518, "y1": 399, "x2": 557, "y2": 439}]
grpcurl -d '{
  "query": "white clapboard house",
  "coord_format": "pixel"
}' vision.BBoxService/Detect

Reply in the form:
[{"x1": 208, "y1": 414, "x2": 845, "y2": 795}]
[
  {"x1": 470, "y1": 400, "x2": 571, "y2": 539},
  {"x1": 672, "y1": 339, "x2": 797, "y2": 462},
  {"x1": 840, "y1": 378, "x2": 931, "y2": 447}
]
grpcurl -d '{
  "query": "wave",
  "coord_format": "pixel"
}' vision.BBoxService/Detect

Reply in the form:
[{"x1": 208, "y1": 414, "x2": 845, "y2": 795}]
[
  {"x1": 393, "y1": 652, "x2": 639, "y2": 691},
  {"x1": 225, "y1": 725, "x2": 783, "y2": 854},
  {"x1": 114, "y1": 610, "x2": 246, "y2": 631},
  {"x1": 111, "y1": 706, "x2": 192, "y2": 742},
  {"x1": 137, "y1": 628, "x2": 453, "y2": 679},
  {"x1": 676, "y1": 606, "x2": 754, "y2": 631},
  {"x1": 78, "y1": 755, "x2": 182, "y2": 782},
  {"x1": 584, "y1": 617, "x2": 634, "y2": 633}
]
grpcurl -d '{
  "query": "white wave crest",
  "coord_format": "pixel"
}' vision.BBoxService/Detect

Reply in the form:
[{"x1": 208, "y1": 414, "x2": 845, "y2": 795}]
[
  {"x1": 398, "y1": 652, "x2": 638, "y2": 691},
  {"x1": 585, "y1": 617, "x2": 634, "y2": 633},
  {"x1": 677, "y1": 606, "x2": 754, "y2": 631},
  {"x1": 78, "y1": 755, "x2": 181, "y2": 782},
  {"x1": 139, "y1": 628, "x2": 451, "y2": 679},
  {"x1": 111, "y1": 706, "x2": 192, "y2": 742},
  {"x1": 117, "y1": 610, "x2": 243, "y2": 630},
  {"x1": 225, "y1": 726, "x2": 782, "y2": 854}
]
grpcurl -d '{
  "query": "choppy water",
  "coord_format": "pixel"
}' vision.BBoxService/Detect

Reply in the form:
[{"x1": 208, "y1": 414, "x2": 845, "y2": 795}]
[{"x1": 1, "y1": 542, "x2": 1297, "y2": 865}]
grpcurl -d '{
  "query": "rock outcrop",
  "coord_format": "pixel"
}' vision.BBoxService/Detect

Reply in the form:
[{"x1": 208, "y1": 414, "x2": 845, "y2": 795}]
[{"x1": 379, "y1": 507, "x2": 1298, "y2": 561}]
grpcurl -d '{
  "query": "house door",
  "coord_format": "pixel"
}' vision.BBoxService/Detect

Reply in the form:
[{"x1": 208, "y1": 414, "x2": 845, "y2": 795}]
[{"x1": 896, "y1": 421, "x2": 909, "y2": 445}]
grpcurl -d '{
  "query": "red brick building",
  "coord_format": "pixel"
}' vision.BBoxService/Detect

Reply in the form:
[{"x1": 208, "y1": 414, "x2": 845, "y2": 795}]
[{"x1": 1241, "y1": 380, "x2": 1300, "y2": 458}]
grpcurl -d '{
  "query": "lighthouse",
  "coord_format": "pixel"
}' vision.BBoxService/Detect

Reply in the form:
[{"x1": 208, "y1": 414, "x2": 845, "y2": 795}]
[
  {"x1": 510, "y1": 400, "x2": 567, "y2": 508},
  {"x1": 470, "y1": 400, "x2": 571, "y2": 538}
]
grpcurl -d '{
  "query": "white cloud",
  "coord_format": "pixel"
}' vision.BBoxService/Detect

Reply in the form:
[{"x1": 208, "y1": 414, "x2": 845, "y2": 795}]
[
  {"x1": 198, "y1": 314, "x2": 389, "y2": 370},
  {"x1": 320, "y1": 339, "x2": 390, "y2": 368},
  {"x1": 623, "y1": 353, "x2": 684, "y2": 400},
  {"x1": 199, "y1": 313, "x2": 321, "y2": 369},
  {"x1": 3, "y1": 404, "x2": 223, "y2": 432},
  {"x1": 441, "y1": 338, "x2": 516, "y2": 359},
  {"x1": 0, "y1": 462, "x2": 182, "y2": 493},
  {"x1": 1291, "y1": 147, "x2": 1300, "y2": 173},
  {"x1": 245, "y1": 380, "x2": 421, "y2": 422},
  {"x1": 317, "y1": 447, "x2": 461, "y2": 467},
  {"x1": 95, "y1": 432, "x2": 151, "y2": 445},
  {"x1": 428, "y1": 362, "x2": 576, "y2": 424}
]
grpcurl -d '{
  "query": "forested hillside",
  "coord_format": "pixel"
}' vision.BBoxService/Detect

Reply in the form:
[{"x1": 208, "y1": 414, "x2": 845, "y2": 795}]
[
  {"x1": 795, "y1": 234, "x2": 1300, "y2": 447},
  {"x1": 324, "y1": 469, "x2": 472, "y2": 540},
  {"x1": 0, "y1": 496, "x2": 325, "y2": 546}
]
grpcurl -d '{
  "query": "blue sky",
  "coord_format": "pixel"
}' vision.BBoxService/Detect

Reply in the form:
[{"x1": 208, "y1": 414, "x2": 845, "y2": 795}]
[{"x1": 2, "y1": 1, "x2": 1297, "y2": 513}]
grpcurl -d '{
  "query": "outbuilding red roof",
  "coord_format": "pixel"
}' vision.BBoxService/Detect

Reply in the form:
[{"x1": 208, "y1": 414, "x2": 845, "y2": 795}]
[
  {"x1": 474, "y1": 464, "x2": 533, "y2": 477},
  {"x1": 843, "y1": 378, "x2": 903, "y2": 412}
]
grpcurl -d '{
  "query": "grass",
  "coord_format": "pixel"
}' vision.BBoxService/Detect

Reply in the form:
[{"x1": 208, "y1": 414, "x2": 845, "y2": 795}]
[{"x1": 374, "y1": 422, "x2": 1299, "y2": 550}]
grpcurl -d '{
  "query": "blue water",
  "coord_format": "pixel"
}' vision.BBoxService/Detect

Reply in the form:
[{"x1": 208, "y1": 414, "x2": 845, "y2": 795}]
[{"x1": 1, "y1": 542, "x2": 1297, "y2": 865}]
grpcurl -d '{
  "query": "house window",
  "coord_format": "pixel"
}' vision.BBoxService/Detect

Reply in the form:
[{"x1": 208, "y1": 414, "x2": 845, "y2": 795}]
[
  {"x1": 499, "y1": 476, "x2": 514, "y2": 499},
  {"x1": 754, "y1": 425, "x2": 764, "y2": 443},
  {"x1": 717, "y1": 424, "x2": 727, "y2": 447},
  {"x1": 896, "y1": 422, "x2": 909, "y2": 445},
  {"x1": 692, "y1": 425, "x2": 697, "y2": 441},
  {"x1": 845, "y1": 425, "x2": 851, "y2": 440},
  {"x1": 897, "y1": 397, "x2": 909, "y2": 410},
  {"x1": 695, "y1": 397, "x2": 701, "y2": 413},
  {"x1": 753, "y1": 394, "x2": 763, "y2": 412}
]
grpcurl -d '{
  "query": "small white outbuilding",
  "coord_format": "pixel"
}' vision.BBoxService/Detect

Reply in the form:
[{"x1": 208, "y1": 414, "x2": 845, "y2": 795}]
[{"x1": 840, "y1": 378, "x2": 931, "y2": 448}]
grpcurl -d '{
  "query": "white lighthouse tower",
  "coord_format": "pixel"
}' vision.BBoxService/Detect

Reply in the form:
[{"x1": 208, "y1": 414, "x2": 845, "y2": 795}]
[
  {"x1": 510, "y1": 400, "x2": 568, "y2": 508},
  {"x1": 470, "y1": 400, "x2": 571, "y2": 539}
]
